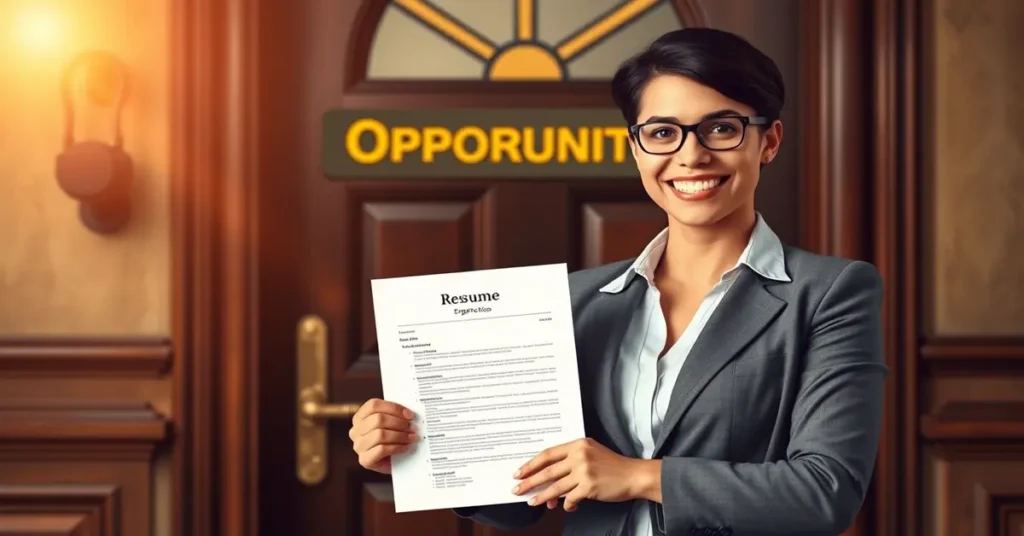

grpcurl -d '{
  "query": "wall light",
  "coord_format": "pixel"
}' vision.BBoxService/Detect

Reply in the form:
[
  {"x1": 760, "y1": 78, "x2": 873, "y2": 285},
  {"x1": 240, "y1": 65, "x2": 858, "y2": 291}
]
[
  {"x1": 55, "y1": 50, "x2": 133, "y2": 234},
  {"x1": 13, "y1": 4, "x2": 65, "y2": 54}
]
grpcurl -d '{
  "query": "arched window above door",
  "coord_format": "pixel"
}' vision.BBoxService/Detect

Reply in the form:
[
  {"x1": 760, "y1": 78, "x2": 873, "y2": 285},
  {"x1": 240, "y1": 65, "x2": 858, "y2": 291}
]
[{"x1": 366, "y1": 0, "x2": 705, "y2": 81}]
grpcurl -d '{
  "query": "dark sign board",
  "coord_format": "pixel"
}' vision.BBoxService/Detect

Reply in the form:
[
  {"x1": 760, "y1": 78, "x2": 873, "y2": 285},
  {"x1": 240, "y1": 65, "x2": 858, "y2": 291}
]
[{"x1": 322, "y1": 109, "x2": 637, "y2": 179}]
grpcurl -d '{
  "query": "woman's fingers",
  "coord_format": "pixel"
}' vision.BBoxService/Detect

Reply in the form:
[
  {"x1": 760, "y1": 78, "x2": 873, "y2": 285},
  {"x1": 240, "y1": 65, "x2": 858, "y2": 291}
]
[
  {"x1": 353, "y1": 398, "x2": 414, "y2": 423},
  {"x1": 349, "y1": 398, "x2": 419, "y2": 474},
  {"x1": 513, "y1": 462, "x2": 571, "y2": 496},
  {"x1": 529, "y1": 478, "x2": 577, "y2": 508},
  {"x1": 358, "y1": 443, "x2": 413, "y2": 471},
  {"x1": 353, "y1": 428, "x2": 418, "y2": 454},
  {"x1": 350, "y1": 412, "x2": 414, "y2": 440}
]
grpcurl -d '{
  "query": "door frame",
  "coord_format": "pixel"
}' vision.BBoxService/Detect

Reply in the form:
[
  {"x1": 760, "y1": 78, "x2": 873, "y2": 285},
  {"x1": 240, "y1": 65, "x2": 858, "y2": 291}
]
[
  {"x1": 169, "y1": 1, "x2": 910, "y2": 535},
  {"x1": 170, "y1": 1, "x2": 261, "y2": 535}
]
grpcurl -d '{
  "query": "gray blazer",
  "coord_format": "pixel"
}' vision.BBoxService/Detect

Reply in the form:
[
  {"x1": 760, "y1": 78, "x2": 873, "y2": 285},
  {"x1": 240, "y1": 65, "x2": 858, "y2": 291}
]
[{"x1": 455, "y1": 245, "x2": 887, "y2": 535}]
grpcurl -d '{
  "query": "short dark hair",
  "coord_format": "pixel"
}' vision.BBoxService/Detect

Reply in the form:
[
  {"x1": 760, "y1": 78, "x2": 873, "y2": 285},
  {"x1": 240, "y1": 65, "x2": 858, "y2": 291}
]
[{"x1": 611, "y1": 28, "x2": 785, "y2": 128}]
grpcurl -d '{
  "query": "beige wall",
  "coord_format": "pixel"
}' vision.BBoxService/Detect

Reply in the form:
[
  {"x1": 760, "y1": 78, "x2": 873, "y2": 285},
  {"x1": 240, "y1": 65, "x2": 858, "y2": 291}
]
[
  {"x1": 930, "y1": 0, "x2": 1024, "y2": 336},
  {"x1": 0, "y1": 2, "x2": 171, "y2": 535},
  {"x1": 0, "y1": 0, "x2": 170, "y2": 336}
]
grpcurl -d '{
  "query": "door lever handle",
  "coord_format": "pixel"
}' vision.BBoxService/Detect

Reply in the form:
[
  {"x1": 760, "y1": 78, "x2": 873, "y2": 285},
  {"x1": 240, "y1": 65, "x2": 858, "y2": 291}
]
[
  {"x1": 299, "y1": 386, "x2": 360, "y2": 421},
  {"x1": 295, "y1": 315, "x2": 362, "y2": 485}
]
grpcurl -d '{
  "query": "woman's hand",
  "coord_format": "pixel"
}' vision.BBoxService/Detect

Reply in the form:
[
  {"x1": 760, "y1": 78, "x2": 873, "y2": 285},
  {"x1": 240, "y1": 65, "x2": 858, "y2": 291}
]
[
  {"x1": 511, "y1": 438, "x2": 643, "y2": 512},
  {"x1": 349, "y1": 398, "x2": 418, "y2": 474}
]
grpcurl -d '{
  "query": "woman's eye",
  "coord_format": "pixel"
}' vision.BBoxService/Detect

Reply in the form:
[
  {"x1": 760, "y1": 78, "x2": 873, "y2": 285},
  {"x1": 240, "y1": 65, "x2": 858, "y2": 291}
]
[
  {"x1": 709, "y1": 123, "x2": 738, "y2": 134},
  {"x1": 652, "y1": 128, "x2": 675, "y2": 138}
]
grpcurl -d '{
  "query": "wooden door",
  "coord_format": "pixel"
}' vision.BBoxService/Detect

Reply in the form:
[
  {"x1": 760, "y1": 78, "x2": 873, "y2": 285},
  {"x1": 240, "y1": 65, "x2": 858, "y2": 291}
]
[{"x1": 256, "y1": 1, "x2": 708, "y2": 535}]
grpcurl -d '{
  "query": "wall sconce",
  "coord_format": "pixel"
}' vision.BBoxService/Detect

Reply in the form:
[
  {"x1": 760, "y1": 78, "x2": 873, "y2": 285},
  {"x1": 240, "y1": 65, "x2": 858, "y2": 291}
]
[{"x1": 55, "y1": 50, "x2": 133, "y2": 234}]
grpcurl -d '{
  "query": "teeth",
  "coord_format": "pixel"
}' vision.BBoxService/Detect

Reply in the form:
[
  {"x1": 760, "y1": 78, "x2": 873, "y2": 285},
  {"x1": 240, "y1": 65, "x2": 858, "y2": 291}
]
[{"x1": 673, "y1": 178, "x2": 723, "y2": 193}]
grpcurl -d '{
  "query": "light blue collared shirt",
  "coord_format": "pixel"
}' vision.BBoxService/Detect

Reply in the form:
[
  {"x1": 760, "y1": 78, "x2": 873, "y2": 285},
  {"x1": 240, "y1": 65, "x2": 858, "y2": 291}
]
[{"x1": 599, "y1": 213, "x2": 790, "y2": 536}]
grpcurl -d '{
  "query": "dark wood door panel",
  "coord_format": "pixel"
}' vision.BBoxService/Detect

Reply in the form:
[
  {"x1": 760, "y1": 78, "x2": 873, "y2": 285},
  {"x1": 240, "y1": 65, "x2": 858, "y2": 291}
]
[
  {"x1": 359, "y1": 198, "x2": 483, "y2": 362},
  {"x1": 0, "y1": 484, "x2": 118, "y2": 536},
  {"x1": 582, "y1": 202, "x2": 666, "y2": 268}
]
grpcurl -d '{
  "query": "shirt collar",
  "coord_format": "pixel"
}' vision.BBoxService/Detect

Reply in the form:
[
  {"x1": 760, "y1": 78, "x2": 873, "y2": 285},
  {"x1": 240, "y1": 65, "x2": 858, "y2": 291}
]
[{"x1": 598, "y1": 212, "x2": 791, "y2": 294}]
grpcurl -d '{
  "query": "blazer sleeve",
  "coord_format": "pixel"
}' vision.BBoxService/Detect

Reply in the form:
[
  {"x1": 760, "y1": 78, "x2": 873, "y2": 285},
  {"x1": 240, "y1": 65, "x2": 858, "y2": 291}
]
[
  {"x1": 657, "y1": 260, "x2": 887, "y2": 535},
  {"x1": 451, "y1": 503, "x2": 544, "y2": 530}
]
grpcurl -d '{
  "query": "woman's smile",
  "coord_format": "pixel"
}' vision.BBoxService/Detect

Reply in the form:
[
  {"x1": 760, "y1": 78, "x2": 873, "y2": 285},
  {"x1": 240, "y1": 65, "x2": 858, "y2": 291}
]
[{"x1": 664, "y1": 174, "x2": 732, "y2": 201}]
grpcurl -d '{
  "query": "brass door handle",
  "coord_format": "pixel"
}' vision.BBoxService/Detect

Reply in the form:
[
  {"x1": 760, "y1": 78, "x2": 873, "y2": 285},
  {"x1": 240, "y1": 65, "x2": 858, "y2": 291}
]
[
  {"x1": 295, "y1": 315, "x2": 363, "y2": 485},
  {"x1": 299, "y1": 386, "x2": 360, "y2": 421}
]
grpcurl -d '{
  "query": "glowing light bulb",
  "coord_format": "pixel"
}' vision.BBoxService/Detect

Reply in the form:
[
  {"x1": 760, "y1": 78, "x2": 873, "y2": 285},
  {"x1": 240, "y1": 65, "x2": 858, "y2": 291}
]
[{"x1": 13, "y1": 5, "x2": 65, "y2": 53}]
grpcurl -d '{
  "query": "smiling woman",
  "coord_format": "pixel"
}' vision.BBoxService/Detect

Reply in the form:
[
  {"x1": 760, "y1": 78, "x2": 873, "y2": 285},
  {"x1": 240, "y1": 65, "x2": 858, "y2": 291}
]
[
  {"x1": 612, "y1": 28, "x2": 784, "y2": 229},
  {"x1": 426, "y1": 27, "x2": 883, "y2": 536}
]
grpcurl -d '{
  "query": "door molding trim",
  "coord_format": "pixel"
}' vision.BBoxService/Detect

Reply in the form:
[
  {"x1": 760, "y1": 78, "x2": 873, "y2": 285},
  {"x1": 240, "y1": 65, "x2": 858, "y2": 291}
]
[
  {"x1": 171, "y1": 1, "x2": 260, "y2": 535},
  {"x1": 798, "y1": 1, "x2": 919, "y2": 535},
  {"x1": 0, "y1": 337, "x2": 171, "y2": 376}
]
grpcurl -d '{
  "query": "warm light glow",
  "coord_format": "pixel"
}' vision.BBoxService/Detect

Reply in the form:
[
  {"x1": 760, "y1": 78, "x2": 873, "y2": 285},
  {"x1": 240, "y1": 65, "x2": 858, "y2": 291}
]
[{"x1": 12, "y1": 5, "x2": 65, "y2": 53}]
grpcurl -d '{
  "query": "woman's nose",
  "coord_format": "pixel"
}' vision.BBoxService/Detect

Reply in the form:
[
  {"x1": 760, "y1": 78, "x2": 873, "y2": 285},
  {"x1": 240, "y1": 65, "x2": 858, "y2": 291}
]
[{"x1": 671, "y1": 133, "x2": 711, "y2": 167}]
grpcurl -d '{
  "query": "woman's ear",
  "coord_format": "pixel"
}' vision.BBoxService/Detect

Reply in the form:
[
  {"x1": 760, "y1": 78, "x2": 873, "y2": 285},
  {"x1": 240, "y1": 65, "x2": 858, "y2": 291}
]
[{"x1": 760, "y1": 120, "x2": 784, "y2": 163}]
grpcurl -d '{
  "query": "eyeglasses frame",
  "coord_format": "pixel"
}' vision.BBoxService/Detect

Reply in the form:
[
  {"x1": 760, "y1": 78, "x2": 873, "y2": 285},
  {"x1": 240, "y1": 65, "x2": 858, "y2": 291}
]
[{"x1": 628, "y1": 115, "x2": 771, "y2": 154}]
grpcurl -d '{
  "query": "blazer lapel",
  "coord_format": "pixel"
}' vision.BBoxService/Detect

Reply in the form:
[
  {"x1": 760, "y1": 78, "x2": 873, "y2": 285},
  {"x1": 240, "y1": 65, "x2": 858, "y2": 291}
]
[
  {"x1": 586, "y1": 278, "x2": 645, "y2": 458},
  {"x1": 652, "y1": 267, "x2": 786, "y2": 456}
]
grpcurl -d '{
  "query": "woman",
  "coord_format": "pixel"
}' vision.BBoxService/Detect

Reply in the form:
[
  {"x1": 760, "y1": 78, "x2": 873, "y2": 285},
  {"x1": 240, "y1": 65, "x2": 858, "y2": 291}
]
[{"x1": 349, "y1": 27, "x2": 885, "y2": 536}]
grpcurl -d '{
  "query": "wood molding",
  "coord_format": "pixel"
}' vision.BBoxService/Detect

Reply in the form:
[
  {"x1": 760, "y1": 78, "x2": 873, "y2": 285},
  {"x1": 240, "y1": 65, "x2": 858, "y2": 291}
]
[
  {"x1": 798, "y1": 0, "x2": 869, "y2": 260},
  {"x1": 898, "y1": 0, "x2": 924, "y2": 533},
  {"x1": 982, "y1": 489, "x2": 1024, "y2": 536},
  {"x1": 921, "y1": 338, "x2": 1024, "y2": 359},
  {"x1": 0, "y1": 338, "x2": 171, "y2": 377},
  {"x1": 0, "y1": 484, "x2": 119, "y2": 536},
  {"x1": 0, "y1": 401, "x2": 169, "y2": 447},
  {"x1": 871, "y1": 0, "x2": 904, "y2": 533},
  {"x1": 922, "y1": 448, "x2": 1024, "y2": 536},
  {"x1": 0, "y1": 444, "x2": 156, "y2": 534},
  {"x1": 342, "y1": 81, "x2": 618, "y2": 109},
  {"x1": 171, "y1": 0, "x2": 259, "y2": 535},
  {"x1": 922, "y1": 402, "x2": 1024, "y2": 441},
  {"x1": 799, "y1": 2, "x2": 904, "y2": 535},
  {"x1": 921, "y1": 338, "x2": 1024, "y2": 374}
]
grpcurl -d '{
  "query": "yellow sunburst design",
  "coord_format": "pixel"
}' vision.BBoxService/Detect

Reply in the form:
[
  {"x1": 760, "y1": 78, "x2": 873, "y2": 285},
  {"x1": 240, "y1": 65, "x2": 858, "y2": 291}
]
[{"x1": 392, "y1": 0, "x2": 666, "y2": 80}]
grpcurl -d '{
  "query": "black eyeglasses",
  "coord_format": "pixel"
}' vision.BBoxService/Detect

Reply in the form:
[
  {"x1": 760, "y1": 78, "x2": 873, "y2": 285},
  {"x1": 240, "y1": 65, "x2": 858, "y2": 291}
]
[{"x1": 628, "y1": 116, "x2": 769, "y2": 154}]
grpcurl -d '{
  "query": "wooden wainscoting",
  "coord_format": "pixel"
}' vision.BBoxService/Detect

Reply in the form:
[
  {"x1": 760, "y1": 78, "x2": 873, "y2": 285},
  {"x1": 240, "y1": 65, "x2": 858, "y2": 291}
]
[
  {"x1": 0, "y1": 339, "x2": 172, "y2": 536},
  {"x1": 0, "y1": 338, "x2": 171, "y2": 376},
  {"x1": 919, "y1": 341, "x2": 1024, "y2": 536}
]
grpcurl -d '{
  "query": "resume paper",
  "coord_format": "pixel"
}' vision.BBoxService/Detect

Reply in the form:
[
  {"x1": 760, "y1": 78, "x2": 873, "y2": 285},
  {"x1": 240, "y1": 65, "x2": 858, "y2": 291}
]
[{"x1": 370, "y1": 263, "x2": 586, "y2": 513}]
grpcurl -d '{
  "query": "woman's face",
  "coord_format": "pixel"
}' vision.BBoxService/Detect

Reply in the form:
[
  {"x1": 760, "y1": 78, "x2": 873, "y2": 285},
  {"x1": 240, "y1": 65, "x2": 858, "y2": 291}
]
[{"x1": 629, "y1": 74, "x2": 782, "y2": 228}]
